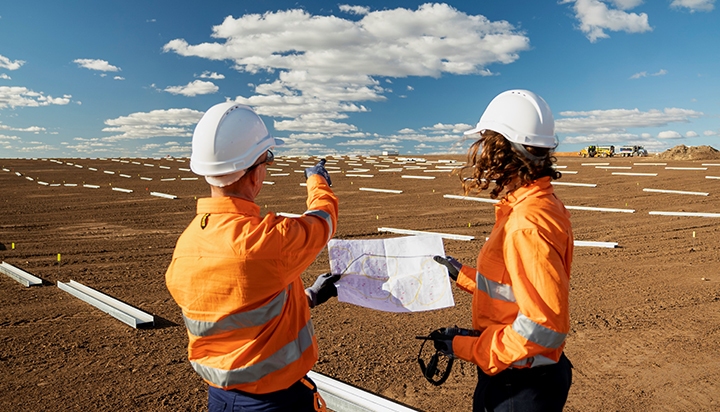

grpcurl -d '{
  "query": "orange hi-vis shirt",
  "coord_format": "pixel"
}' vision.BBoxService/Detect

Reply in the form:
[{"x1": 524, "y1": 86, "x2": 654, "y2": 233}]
[
  {"x1": 165, "y1": 175, "x2": 338, "y2": 394},
  {"x1": 453, "y1": 176, "x2": 573, "y2": 376}
]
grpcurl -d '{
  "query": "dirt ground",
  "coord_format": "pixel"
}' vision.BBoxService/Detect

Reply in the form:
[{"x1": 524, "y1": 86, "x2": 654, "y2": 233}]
[{"x1": 2, "y1": 153, "x2": 720, "y2": 411}]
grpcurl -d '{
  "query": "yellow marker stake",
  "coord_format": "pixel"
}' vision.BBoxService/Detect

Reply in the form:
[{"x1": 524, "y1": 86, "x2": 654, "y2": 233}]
[
  {"x1": 12, "y1": 242, "x2": 15, "y2": 249},
  {"x1": 58, "y1": 253, "x2": 61, "y2": 262},
  {"x1": 376, "y1": 215, "x2": 379, "y2": 220}
]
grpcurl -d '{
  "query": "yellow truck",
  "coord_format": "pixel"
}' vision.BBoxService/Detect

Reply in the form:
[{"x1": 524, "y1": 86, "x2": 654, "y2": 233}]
[{"x1": 579, "y1": 145, "x2": 614, "y2": 157}]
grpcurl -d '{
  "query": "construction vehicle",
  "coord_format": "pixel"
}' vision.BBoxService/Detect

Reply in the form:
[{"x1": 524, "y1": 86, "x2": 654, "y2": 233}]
[
  {"x1": 579, "y1": 145, "x2": 614, "y2": 157},
  {"x1": 616, "y1": 145, "x2": 648, "y2": 157}
]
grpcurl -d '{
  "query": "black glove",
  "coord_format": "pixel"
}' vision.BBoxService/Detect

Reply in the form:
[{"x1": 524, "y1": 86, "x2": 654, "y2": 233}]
[
  {"x1": 433, "y1": 255, "x2": 462, "y2": 281},
  {"x1": 305, "y1": 273, "x2": 341, "y2": 308},
  {"x1": 430, "y1": 327, "x2": 481, "y2": 359},
  {"x1": 304, "y1": 159, "x2": 332, "y2": 186}
]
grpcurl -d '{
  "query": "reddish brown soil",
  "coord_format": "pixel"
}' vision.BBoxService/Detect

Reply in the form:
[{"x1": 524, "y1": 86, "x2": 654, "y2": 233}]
[{"x1": 2, "y1": 155, "x2": 720, "y2": 411}]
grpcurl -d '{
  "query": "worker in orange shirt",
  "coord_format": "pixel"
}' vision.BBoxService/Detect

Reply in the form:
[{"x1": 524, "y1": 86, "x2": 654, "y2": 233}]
[
  {"x1": 165, "y1": 102, "x2": 339, "y2": 412},
  {"x1": 433, "y1": 90, "x2": 573, "y2": 412}
]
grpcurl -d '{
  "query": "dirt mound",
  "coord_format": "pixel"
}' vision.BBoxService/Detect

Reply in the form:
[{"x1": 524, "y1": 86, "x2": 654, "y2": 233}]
[{"x1": 656, "y1": 144, "x2": 720, "y2": 160}]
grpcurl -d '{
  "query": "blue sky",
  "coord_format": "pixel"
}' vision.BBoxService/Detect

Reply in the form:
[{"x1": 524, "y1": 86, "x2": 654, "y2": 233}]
[{"x1": 0, "y1": 0, "x2": 718, "y2": 158}]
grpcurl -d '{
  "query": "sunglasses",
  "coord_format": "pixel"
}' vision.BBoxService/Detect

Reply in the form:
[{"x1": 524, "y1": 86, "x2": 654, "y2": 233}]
[{"x1": 248, "y1": 150, "x2": 274, "y2": 170}]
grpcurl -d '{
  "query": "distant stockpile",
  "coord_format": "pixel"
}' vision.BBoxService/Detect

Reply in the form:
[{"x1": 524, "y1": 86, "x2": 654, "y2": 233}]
[{"x1": 657, "y1": 145, "x2": 720, "y2": 161}]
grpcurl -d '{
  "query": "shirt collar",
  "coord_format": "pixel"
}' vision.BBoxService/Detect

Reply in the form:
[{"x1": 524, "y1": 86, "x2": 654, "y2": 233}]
[
  {"x1": 196, "y1": 196, "x2": 260, "y2": 216},
  {"x1": 496, "y1": 176, "x2": 554, "y2": 209}
]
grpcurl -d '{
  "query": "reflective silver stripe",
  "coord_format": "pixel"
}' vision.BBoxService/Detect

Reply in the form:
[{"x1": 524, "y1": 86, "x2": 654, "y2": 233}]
[
  {"x1": 303, "y1": 209, "x2": 333, "y2": 242},
  {"x1": 511, "y1": 313, "x2": 566, "y2": 349},
  {"x1": 183, "y1": 286, "x2": 289, "y2": 337},
  {"x1": 190, "y1": 319, "x2": 316, "y2": 387},
  {"x1": 512, "y1": 354, "x2": 557, "y2": 368},
  {"x1": 476, "y1": 271, "x2": 516, "y2": 303}
]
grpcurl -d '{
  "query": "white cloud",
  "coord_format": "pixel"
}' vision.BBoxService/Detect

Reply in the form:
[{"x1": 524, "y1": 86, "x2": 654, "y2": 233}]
[
  {"x1": 73, "y1": 59, "x2": 121, "y2": 72},
  {"x1": 407, "y1": 85, "x2": 414, "y2": 91},
  {"x1": 337, "y1": 137, "x2": 400, "y2": 146},
  {"x1": 101, "y1": 108, "x2": 204, "y2": 141},
  {"x1": 0, "y1": 134, "x2": 20, "y2": 140},
  {"x1": 670, "y1": 0, "x2": 715, "y2": 12},
  {"x1": 339, "y1": 5, "x2": 370, "y2": 15},
  {"x1": 275, "y1": 117, "x2": 358, "y2": 134},
  {"x1": 556, "y1": 107, "x2": 704, "y2": 134},
  {"x1": 561, "y1": 0, "x2": 652, "y2": 42},
  {"x1": 163, "y1": 80, "x2": 219, "y2": 96},
  {"x1": 18, "y1": 144, "x2": 56, "y2": 153},
  {"x1": 275, "y1": 137, "x2": 328, "y2": 155},
  {"x1": 0, "y1": 54, "x2": 25, "y2": 70},
  {"x1": 114, "y1": 76, "x2": 125, "y2": 80},
  {"x1": 197, "y1": 71, "x2": 225, "y2": 79},
  {"x1": 414, "y1": 143, "x2": 436, "y2": 149},
  {"x1": 287, "y1": 133, "x2": 331, "y2": 140},
  {"x1": 398, "y1": 128, "x2": 416, "y2": 134},
  {"x1": 640, "y1": 133, "x2": 653, "y2": 138},
  {"x1": 421, "y1": 122, "x2": 474, "y2": 134},
  {"x1": 157, "y1": 144, "x2": 192, "y2": 154},
  {"x1": 66, "y1": 138, "x2": 114, "y2": 153},
  {"x1": 685, "y1": 131, "x2": 699, "y2": 137},
  {"x1": 163, "y1": 4, "x2": 530, "y2": 136},
  {"x1": 562, "y1": 132, "x2": 638, "y2": 144},
  {"x1": 0, "y1": 86, "x2": 71, "y2": 108},
  {"x1": 630, "y1": 69, "x2": 667, "y2": 79},
  {"x1": 0, "y1": 123, "x2": 46, "y2": 132},
  {"x1": 657, "y1": 130, "x2": 682, "y2": 139},
  {"x1": 704, "y1": 130, "x2": 718, "y2": 136},
  {"x1": 392, "y1": 132, "x2": 462, "y2": 143},
  {"x1": 0, "y1": 74, "x2": 10, "y2": 80}
]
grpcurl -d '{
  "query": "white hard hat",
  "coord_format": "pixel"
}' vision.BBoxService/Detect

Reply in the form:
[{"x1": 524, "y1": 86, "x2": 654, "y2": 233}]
[
  {"x1": 464, "y1": 89, "x2": 557, "y2": 149},
  {"x1": 190, "y1": 102, "x2": 284, "y2": 177}
]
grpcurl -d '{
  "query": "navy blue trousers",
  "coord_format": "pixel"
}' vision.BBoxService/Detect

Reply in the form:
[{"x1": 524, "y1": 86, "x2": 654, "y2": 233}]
[
  {"x1": 473, "y1": 353, "x2": 572, "y2": 412},
  {"x1": 208, "y1": 376, "x2": 319, "y2": 412}
]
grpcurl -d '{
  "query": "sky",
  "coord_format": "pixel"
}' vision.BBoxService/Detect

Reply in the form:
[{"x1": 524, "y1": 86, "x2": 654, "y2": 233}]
[{"x1": 0, "y1": 0, "x2": 718, "y2": 158}]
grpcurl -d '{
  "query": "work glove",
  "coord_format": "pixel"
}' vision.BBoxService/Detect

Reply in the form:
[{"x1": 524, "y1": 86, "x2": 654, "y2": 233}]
[
  {"x1": 304, "y1": 159, "x2": 332, "y2": 186},
  {"x1": 430, "y1": 327, "x2": 481, "y2": 359},
  {"x1": 433, "y1": 255, "x2": 462, "y2": 282},
  {"x1": 305, "y1": 272, "x2": 341, "y2": 308}
]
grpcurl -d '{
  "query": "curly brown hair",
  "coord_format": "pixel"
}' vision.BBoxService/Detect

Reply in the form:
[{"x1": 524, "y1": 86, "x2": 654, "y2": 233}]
[{"x1": 459, "y1": 131, "x2": 560, "y2": 199}]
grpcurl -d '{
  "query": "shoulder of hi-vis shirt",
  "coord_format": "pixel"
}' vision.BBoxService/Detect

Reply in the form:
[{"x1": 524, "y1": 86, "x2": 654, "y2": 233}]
[
  {"x1": 168, "y1": 173, "x2": 338, "y2": 307},
  {"x1": 453, "y1": 177, "x2": 573, "y2": 375},
  {"x1": 164, "y1": 174, "x2": 337, "y2": 393}
]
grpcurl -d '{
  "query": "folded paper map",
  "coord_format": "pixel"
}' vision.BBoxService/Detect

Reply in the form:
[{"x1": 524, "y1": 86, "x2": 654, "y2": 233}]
[{"x1": 328, "y1": 235, "x2": 454, "y2": 312}]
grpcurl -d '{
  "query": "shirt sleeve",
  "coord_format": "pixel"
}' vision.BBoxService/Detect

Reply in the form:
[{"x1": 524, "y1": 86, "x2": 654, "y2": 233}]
[
  {"x1": 455, "y1": 265, "x2": 477, "y2": 294},
  {"x1": 454, "y1": 228, "x2": 570, "y2": 375},
  {"x1": 274, "y1": 174, "x2": 339, "y2": 277}
]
